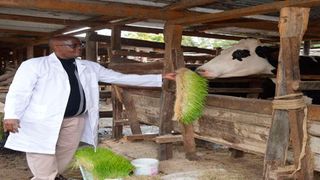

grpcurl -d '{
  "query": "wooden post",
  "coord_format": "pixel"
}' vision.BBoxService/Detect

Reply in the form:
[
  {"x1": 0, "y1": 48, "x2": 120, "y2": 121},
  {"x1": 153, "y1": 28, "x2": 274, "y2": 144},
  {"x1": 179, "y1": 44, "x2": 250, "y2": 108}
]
[
  {"x1": 158, "y1": 23, "x2": 185, "y2": 160},
  {"x1": 111, "y1": 85, "x2": 123, "y2": 139},
  {"x1": 17, "y1": 48, "x2": 24, "y2": 65},
  {"x1": 122, "y1": 90, "x2": 142, "y2": 135},
  {"x1": 13, "y1": 49, "x2": 18, "y2": 68},
  {"x1": 26, "y1": 45, "x2": 34, "y2": 59},
  {"x1": 110, "y1": 26, "x2": 124, "y2": 139},
  {"x1": 110, "y1": 26, "x2": 121, "y2": 62},
  {"x1": 303, "y1": 40, "x2": 311, "y2": 56},
  {"x1": 85, "y1": 31, "x2": 97, "y2": 61},
  {"x1": 263, "y1": 7, "x2": 313, "y2": 180}
]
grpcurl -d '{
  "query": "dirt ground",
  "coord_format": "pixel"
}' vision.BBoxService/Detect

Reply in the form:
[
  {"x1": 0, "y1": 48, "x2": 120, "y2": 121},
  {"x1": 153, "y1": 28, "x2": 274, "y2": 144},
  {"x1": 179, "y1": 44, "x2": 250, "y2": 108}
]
[
  {"x1": 2, "y1": 130, "x2": 320, "y2": 180},
  {"x1": 0, "y1": 123, "x2": 265, "y2": 180}
]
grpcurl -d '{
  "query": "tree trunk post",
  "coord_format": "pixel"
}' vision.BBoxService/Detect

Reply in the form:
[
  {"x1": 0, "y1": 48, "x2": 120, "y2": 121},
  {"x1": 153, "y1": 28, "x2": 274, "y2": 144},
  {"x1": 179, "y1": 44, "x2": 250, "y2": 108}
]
[{"x1": 263, "y1": 7, "x2": 313, "y2": 180}]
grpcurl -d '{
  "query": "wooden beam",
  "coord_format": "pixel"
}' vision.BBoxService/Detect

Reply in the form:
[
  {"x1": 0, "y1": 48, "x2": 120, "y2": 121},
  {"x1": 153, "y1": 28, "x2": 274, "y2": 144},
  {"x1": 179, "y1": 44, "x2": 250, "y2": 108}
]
[
  {"x1": 164, "y1": 0, "x2": 217, "y2": 10},
  {"x1": 124, "y1": 134, "x2": 158, "y2": 141},
  {"x1": 0, "y1": 13, "x2": 97, "y2": 26},
  {"x1": 0, "y1": 28, "x2": 49, "y2": 36},
  {"x1": 0, "y1": 0, "x2": 194, "y2": 21},
  {"x1": 189, "y1": 19, "x2": 320, "y2": 40},
  {"x1": 90, "y1": 34, "x2": 217, "y2": 55},
  {"x1": 169, "y1": 0, "x2": 320, "y2": 25},
  {"x1": 0, "y1": 13, "x2": 70, "y2": 24},
  {"x1": 122, "y1": 25, "x2": 249, "y2": 41},
  {"x1": 108, "y1": 61, "x2": 163, "y2": 74},
  {"x1": 206, "y1": 94, "x2": 272, "y2": 115},
  {"x1": 155, "y1": 134, "x2": 183, "y2": 143}
]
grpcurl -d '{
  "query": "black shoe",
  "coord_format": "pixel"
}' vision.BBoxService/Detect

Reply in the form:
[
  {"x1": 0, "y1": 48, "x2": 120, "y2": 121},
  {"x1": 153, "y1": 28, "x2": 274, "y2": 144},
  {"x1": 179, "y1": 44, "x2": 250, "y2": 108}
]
[{"x1": 55, "y1": 174, "x2": 68, "y2": 180}]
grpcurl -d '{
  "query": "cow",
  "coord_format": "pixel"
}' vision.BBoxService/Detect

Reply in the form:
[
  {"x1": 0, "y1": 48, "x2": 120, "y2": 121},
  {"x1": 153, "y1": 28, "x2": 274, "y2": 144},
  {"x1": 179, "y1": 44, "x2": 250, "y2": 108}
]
[{"x1": 196, "y1": 38, "x2": 320, "y2": 104}]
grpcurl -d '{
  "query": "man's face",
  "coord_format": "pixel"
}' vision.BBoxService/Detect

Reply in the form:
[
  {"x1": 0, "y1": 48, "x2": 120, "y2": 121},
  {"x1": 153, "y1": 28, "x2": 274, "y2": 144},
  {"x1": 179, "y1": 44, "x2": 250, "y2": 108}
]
[{"x1": 54, "y1": 38, "x2": 83, "y2": 59}]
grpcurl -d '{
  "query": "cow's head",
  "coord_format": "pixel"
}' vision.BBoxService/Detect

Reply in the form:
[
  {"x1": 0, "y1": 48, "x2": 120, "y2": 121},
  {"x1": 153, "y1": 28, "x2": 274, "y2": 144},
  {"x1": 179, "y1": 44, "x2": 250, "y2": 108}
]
[{"x1": 196, "y1": 39, "x2": 276, "y2": 79}]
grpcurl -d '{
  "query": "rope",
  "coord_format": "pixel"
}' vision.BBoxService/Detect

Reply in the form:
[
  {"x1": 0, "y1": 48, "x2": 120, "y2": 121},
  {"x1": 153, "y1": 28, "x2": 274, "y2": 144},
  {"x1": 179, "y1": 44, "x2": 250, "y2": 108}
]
[
  {"x1": 272, "y1": 93, "x2": 306, "y2": 110},
  {"x1": 271, "y1": 93, "x2": 309, "y2": 177}
]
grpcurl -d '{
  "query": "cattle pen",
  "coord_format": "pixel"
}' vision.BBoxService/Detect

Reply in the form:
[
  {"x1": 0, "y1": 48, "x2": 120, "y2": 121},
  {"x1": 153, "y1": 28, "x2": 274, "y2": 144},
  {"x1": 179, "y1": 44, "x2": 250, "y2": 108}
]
[{"x1": 1, "y1": 1, "x2": 320, "y2": 180}]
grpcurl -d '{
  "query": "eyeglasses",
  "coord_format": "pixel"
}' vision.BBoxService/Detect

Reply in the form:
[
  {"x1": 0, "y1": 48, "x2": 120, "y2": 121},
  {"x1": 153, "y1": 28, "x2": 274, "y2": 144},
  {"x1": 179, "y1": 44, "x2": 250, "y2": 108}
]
[{"x1": 56, "y1": 43, "x2": 85, "y2": 49}]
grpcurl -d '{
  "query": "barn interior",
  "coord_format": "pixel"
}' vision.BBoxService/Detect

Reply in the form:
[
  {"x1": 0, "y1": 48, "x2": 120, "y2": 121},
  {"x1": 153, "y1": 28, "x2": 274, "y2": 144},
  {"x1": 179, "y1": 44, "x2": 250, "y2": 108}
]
[{"x1": 1, "y1": 1, "x2": 320, "y2": 180}]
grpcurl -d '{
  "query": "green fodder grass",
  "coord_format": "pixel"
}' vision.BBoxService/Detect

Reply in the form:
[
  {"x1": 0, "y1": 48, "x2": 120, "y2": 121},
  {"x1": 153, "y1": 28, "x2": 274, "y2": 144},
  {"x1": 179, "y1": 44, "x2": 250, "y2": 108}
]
[
  {"x1": 75, "y1": 147, "x2": 134, "y2": 179},
  {"x1": 174, "y1": 68, "x2": 208, "y2": 125}
]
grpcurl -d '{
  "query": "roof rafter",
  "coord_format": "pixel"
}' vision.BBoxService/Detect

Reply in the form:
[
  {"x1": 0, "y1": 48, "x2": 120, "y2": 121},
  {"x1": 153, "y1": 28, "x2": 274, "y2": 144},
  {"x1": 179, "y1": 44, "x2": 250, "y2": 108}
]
[
  {"x1": 169, "y1": 0, "x2": 320, "y2": 25},
  {"x1": 0, "y1": 13, "x2": 104, "y2": 26},
  {"x1": 0, "y1": 28, "x2": 49, "y2": 36},
  {"x1": 164, "y1": 0, "x2": 218, "y2": 10},
  {"x1": 0, "y1": 0, "x2": 196, "y2": 21}
]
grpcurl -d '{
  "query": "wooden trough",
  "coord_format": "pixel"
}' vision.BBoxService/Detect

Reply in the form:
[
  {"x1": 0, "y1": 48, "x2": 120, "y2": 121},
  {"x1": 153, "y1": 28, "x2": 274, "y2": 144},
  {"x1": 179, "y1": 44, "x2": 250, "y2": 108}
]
[{"x1": 114, "y1": 86, "x2": 320, "y2": 172}]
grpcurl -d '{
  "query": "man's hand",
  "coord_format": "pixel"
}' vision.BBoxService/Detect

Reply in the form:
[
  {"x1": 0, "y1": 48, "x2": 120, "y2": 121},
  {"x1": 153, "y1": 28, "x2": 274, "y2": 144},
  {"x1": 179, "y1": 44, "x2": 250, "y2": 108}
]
[
  {"x1": 3, "y1": 119, "x2": 20, "y2": 133},
  {"x1": 163, "y1": 73, "x2": 176, "y2": 81}
]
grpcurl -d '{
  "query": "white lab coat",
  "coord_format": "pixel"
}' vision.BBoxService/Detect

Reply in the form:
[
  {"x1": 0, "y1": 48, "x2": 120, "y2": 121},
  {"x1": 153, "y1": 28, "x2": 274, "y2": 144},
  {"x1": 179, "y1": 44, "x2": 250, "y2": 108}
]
[{"x1": 4, "y1": 53, "x2": 162, "y2": 154}]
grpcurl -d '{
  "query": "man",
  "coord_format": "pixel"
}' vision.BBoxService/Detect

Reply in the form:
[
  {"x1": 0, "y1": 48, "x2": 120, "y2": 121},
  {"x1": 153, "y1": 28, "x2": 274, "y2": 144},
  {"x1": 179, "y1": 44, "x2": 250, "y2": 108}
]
[{"x1": 3, "y1": 35, "x2": 175, "y2": 180}]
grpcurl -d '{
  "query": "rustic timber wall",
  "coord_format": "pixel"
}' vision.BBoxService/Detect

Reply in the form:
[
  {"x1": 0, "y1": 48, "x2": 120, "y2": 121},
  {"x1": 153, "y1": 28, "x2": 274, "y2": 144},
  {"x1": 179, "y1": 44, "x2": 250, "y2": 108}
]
[{"x1": 120, "y1": 87, "x2": 320, "y2": 172}]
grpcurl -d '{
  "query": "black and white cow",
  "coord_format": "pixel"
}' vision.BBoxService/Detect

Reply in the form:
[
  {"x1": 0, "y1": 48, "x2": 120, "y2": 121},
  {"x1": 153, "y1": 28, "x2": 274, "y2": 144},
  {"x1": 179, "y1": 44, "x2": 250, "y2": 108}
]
[{"x1": 196, "y1": 39, "x2": 320, "y2": 104}]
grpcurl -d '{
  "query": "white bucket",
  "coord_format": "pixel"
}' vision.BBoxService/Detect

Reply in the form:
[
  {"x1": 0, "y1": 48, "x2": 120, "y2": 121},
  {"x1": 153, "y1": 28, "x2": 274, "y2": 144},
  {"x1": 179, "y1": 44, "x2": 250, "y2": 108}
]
[{"x1": 131, "y1": 158, "x2": 159, "y2": 176}]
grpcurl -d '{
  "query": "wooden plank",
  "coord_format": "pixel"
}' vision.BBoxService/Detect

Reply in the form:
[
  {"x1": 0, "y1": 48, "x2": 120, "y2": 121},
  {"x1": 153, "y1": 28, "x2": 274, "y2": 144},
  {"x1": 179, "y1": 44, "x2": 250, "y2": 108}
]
[
  {"x1": 202, "y1": 107, "x2": 272, "y2": 128},
  {"x1": 310, "y1": 136, "x2": 320, "y2": 154},
  {"x1": 155, "y1": 134, "x2": 183, "y2": 143},
  {"x1": 112, "y1": 50, "x2": 163, "y2": 58},
  {"x1": 108, "y1": 61, "x2": 163, "y2": 74},
  {"x1": 122, "y1": 25, "x2": 250, "y2": 41},
  {"x1": 314, "y1": 154, "x2": 320, "y2": 172},
  {"x1": 99, "y1": 111, "x2": 112, "y2": 118},
  {"x1": 208, "y1": 87, "x2": 263, "y2": 94},
  {"x1": 198, "y1": 114, "x2": 269, "y2": 143},
  {"x1": 307, "y1": 105, "x2": 320, "y2": 121},
  {"x1": 111, "y1": 49, "x2": 214, "y2": 61},
  {"x1": 0, "y1": 28, "x2": 48, "y2": 36},
  {"x1": 124, "y1": 134, "x2": 158, "y2": 141},
  {"x1": 194, "y1": 134, "x2": 266, "y2": 155},
  {"x1": 89, "y1": 34, "x2": 217, "y2": 55},
  {"x1": 206, "y1": 94, "x2": 273, "y2": 115},
  {"x1": 292, "y1": 80, "x2": 320, "y2": 91},
  {"x1": 308, "y1": 121, "x2": 320, "y2": 137},
  {"x1": 122, "y1": 88, "x2": 161, "y2": 98}
]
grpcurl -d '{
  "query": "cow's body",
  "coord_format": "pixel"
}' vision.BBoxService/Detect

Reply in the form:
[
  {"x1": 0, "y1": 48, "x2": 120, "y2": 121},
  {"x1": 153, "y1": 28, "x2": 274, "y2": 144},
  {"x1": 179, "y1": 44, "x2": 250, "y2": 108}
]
[{"x1": 196, "y1": 39, "x2": 320, "y2": 104}]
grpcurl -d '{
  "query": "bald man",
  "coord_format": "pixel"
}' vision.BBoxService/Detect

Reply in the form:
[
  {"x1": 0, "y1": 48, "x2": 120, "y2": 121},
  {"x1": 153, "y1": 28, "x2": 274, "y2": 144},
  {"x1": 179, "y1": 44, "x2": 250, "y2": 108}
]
[{"x1": 3, "y1": 35, "x2": 175, "y2": 180}]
